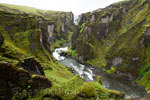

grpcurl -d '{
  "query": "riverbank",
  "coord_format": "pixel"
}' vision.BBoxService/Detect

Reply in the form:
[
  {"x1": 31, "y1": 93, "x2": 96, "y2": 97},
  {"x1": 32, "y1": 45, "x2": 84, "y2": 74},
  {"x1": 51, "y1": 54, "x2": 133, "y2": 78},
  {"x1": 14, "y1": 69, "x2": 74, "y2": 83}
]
[{"x1": 52, "y1": 46, "x2": 150, "y2": 99}]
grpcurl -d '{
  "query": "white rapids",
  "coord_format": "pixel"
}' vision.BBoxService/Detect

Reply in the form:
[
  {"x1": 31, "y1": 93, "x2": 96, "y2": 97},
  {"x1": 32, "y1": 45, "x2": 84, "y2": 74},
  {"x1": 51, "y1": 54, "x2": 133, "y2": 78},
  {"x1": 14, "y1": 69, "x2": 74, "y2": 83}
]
[{"x1": 52, "y1": 47, "x2": 94, "y2": 81}]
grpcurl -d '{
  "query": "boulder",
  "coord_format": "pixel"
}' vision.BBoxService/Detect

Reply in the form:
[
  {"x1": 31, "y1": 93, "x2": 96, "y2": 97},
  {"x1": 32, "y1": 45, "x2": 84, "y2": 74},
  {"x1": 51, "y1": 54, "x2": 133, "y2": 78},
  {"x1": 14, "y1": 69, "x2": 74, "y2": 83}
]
[
  {"x1": 47, "y1": 24, "x2": 55, "y2": 39},
  {"x1": 0, "y1": 63, "x2": 51, "y2": 100},
  {"x1": 18, "y1": 58, "x2": 45, "y2": 75},
  {"x1": 112, "y1": 57, "x2": 123, "y2": 66},
  {"x1": 99, "y1": 13, "x2": 113, "y2": 24},
  {"x1": 90, "y1": 14, "x2": 95, "y2": 22},
  {"x1": 31, "y1": 75, "x2": 52, "y2": 94}
]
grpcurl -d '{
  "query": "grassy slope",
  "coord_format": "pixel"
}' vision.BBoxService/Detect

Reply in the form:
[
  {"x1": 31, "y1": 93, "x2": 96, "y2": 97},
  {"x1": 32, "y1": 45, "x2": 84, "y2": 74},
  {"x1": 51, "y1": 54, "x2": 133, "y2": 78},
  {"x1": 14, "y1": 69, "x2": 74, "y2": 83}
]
[{"x1": 0, "y1": 3, "x2": 65, "y2": 17}]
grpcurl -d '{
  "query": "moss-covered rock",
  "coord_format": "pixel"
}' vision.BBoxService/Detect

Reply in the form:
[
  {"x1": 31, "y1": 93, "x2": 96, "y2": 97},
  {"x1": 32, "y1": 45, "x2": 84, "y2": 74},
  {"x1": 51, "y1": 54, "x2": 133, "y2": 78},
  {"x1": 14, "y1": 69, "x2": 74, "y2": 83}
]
[
  {"x1": 0, "y1": 32, "x2": 4, "y2": 46},
  {"x1": 17, "y1": 58, "x2": 45, "y2": 75},
  {"x1": 0, "y1": 63, "x2": 52, "y2": 100}
]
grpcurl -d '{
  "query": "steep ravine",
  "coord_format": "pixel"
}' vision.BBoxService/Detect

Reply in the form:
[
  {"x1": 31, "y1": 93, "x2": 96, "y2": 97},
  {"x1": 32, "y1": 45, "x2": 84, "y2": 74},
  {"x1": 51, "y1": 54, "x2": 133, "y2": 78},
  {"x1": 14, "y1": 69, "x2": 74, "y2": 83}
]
[
  {"x1": 0, "y1": 3, "x2": 125, "y2": 100},
  {"x1": 0, "y1": 0, "x2": 150, "y2": 99}
]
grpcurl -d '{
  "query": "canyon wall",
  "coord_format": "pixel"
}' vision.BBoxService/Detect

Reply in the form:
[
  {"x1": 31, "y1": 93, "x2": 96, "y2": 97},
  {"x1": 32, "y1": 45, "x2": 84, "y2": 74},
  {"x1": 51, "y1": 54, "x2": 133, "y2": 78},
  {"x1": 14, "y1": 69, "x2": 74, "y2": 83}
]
[{"x1": 72, "y1": 0, "x2": 150, "y2": 92}]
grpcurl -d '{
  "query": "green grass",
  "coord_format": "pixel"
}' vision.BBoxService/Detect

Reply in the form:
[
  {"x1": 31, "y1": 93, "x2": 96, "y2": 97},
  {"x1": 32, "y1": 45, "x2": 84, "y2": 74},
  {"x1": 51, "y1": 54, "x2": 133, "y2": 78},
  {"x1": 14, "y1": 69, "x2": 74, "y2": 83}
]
[
  {"x1": 68, "y1": 47, "x2": 77, "y2": 57},
  {"x1": 50, "y1": 39, "x2": 67, "y2": 51},
  {"x1": 0, "y1": 3, "x2": 64, "y2": 16},
  {"x1": 0, "y1": 3, "x2": 43, "y2": 14},
  {"x1": 44, "y1": 68, "x2": 73, "y2": 85},
  {"x1": 80, "y1": 23, "x2": 86, "y2": 33},
  {"x1": 32, "y1": 76, "x2": 124, "y2": 100},
  {"x1": 137, "y1": 40, "x2": 150, "y2": 93}
]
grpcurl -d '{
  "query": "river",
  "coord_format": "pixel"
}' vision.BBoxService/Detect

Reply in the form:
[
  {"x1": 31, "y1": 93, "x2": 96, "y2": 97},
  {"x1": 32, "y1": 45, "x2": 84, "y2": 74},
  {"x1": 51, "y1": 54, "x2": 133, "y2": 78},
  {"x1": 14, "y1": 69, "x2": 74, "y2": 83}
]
[{"x1": 52, "y1": 46, "x2": 148, "y2": 99}]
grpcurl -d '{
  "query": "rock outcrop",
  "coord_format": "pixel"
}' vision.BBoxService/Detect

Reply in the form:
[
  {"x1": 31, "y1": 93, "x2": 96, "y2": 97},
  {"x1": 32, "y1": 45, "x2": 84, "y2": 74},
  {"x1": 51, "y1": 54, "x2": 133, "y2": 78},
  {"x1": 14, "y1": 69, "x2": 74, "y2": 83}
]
[
  {"x1": 18, "y1": 58, "x2": 45, "y2": 75},
  {"x1": 0, "y1": 32, "x2": 4, "y2": 46},
  {"x1": 0, "y1": 63, "x2": 52, "y2": 100}
]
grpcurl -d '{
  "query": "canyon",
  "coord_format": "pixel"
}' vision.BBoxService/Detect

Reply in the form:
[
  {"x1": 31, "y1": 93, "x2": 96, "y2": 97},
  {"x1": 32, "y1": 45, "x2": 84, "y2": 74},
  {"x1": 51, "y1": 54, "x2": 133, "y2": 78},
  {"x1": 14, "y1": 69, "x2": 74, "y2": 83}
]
[{"x1": 0, "y1": 0, "x2": 150, "y2": 100}]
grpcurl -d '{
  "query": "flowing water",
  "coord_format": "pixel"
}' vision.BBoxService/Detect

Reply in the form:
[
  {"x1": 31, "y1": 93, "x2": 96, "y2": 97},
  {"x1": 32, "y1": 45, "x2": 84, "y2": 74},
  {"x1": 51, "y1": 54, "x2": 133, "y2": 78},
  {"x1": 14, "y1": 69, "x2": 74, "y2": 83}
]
[{"x1": 52, "y1": 47, "x2": 148, "y2": 99}]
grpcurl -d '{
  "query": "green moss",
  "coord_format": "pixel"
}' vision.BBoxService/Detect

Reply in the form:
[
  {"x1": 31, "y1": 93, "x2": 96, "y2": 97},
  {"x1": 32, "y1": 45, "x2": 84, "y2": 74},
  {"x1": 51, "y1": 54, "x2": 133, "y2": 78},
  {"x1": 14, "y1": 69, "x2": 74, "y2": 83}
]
[
  {"x1": 77, "y1": 82, "x2": 124, "y2": 100},
  {"x1": 80, "y1": 23, "x2": 86, "y2": 33},
  {"x1": 12, "y1": 89, "x2": 28, "y2": 100},
  {"x1": 0, "y1": 3, "x2": 67, "y2": 18},
  {"x1": 44, "y1": 68, "x2": 73, "y2": 85},
  {"x1": 33, "y1": 77, "x2": 124, "y2": 100},
  {"x1": 68, "y1": 47, "x2": 77, "y2": 57},
  {"x1": 138, "y1": 40, "x2": 150, "y2": 93},
  {"x1": 14, "y1": 31, "x2": 30, "y2": 52},
  {"x1": 50, "y1": 39, "x2": 65, "y2": 51},
  {"x1": 79, "y1": 82, "x2": 95, "y2": 97},
  {"x1": 0, "y1": 41, "x2": 26, "y2": 60},
  {"x1": 33, "y1": 75, "x2": 83, "y2": 100}
]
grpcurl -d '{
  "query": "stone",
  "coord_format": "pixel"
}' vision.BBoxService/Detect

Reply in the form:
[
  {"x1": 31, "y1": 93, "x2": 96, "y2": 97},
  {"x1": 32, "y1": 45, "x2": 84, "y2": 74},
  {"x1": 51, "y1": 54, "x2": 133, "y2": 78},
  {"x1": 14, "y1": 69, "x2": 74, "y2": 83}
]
[
  {"x1": 100, "y1": 16, "x2": 109, "y2": 23},
  {"x1": 0, "y1": 63, "x2": 51, "y2": 100},
  {"x1": 145, "y1": 28, "x2": 150, "y2": 40},
  {"x1": 0, "y1": 63, "x2": 30, "y2": 100},
  {"x1": 90, "y1": 14, "x2": 95, "y2": 22},
  {"x1": 106, "y1": 41, "x2": 110, "y2": 47},
  {"x1": 70, "y1": 12, "x2": 74, "y2": 23},
  {"x1": 123, "y1": 8, "x2": 128, "y2": 13},
  {"x1": 39, "y1": 21, "x2": 54, "y2": 52},
  {"x1": 77, "y1": 14, "x2": 86, "y2": 25},
  {"x1": 109, "y1": 13, "x2": 114, "y2": 22},
  {"x1": 0, "y1": 32, "x2": 4, "y2": 46},
  {"x1": 77, "y1": 14, "x2": 83, "y2": 24},
  {"x1": 61, "y1": 23, "x2": 66, "y2": 32},
  {"x1": 78, "y1": 56, "x2": 84, "y2": 63},
  {"x1": 30, "y1": 33, "x2": 35, "y2": 51},
  {"x1": 84, "y1": 26, "x2": 92, "y2": 41},
  {"x1": 47, "y1": 24, "x2": 55, "y2": 38},
  {"x1": 100, "y1": 13, "x2": 113, "y2": 24},
  {"x1": 112, "y1": 57, "x2": 123, "y2": 66},
  {"x1": 96, "y1": 75, "x2": 102, "y2": 84},
  {"x1": 31, "y1": 75, "x2": 52, "y2": 94},
  {"x1": 18, "y1": 58, "x2": 45, "y2": 75},
  {"x1": 133, "y1": 57, "x2": 139, "y2": 61}
]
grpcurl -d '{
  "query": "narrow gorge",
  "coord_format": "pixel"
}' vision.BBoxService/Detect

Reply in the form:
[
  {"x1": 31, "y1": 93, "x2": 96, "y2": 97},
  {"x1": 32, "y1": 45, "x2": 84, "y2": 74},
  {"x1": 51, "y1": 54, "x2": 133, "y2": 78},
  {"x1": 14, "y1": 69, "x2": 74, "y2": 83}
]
[{"x1": 0, "y1": 0, "x2": 150, "y2": 100}]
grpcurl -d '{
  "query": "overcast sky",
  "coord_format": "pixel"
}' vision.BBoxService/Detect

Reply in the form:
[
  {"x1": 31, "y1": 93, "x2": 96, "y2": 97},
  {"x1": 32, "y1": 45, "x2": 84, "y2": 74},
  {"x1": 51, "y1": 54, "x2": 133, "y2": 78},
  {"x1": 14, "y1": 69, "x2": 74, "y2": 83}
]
[{"x1": 0, "y1": 0, "x2": 123, "y2": 15}]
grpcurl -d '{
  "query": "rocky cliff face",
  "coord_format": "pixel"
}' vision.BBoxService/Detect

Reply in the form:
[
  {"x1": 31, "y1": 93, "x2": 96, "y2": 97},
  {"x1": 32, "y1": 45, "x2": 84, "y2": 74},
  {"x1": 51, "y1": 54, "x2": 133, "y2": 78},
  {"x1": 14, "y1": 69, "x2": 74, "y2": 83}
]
[
  {"x1": 72, "y1": 0, "x2": 150, "y2": 92},
  {"x1": 0, "y1": 4, "x2": 74, "y2": 65},
  {"x1": 0, "y1": 4, "x2": 75, "y2": 99}
]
